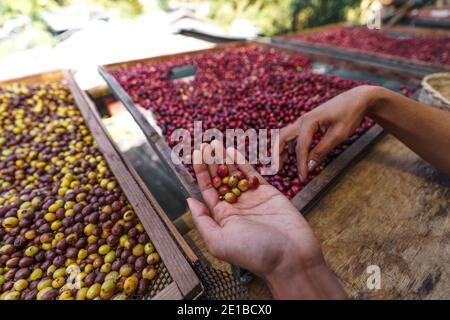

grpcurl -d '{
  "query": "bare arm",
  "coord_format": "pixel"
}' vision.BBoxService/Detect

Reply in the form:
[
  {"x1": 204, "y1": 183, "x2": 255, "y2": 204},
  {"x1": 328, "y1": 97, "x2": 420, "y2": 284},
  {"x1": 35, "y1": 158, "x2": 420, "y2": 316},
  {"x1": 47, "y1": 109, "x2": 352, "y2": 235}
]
[
  {"x1": 367, "y1": 86, "x2": 450, "y2": 175},
  {"x1": 280, "y1": 85, "x2": 450, "y2": 180}
]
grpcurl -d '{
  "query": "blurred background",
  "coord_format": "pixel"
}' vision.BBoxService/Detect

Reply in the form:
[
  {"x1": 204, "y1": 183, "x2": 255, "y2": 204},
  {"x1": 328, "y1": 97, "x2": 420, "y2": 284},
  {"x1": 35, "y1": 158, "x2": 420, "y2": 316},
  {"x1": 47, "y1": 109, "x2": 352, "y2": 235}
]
[{"x1": 0, "y1": 0, "x2": 448, "y2": 87}]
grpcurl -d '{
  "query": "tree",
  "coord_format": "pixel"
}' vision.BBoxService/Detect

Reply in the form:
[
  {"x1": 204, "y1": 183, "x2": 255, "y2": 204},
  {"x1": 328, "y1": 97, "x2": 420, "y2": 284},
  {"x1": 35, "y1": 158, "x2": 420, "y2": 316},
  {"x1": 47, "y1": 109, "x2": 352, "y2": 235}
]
[{"x1": 205, "y1": 0, "x2": 360, "y2": 36}]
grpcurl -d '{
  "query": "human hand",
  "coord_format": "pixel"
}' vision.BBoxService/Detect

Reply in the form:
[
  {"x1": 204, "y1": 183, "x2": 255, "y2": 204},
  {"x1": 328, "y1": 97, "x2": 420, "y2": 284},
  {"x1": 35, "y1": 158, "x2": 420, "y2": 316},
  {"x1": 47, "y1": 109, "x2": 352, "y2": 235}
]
[
  {"x1": 187, "y1": 141, "x2": 347, "y2": 299},
  {"x1": 279, "y1": 85, "x2": 377, "y2": 182}
]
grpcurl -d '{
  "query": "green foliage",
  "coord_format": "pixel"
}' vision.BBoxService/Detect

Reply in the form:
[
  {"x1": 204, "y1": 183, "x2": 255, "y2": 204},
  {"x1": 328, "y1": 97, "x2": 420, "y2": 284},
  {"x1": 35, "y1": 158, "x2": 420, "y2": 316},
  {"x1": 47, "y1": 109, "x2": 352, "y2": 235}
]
[
  {"x1": 157, "y1": 0, "x2": 171, "y2": 10},
  {"x1": 0, "y1": 0, "x2": 58, "y2": 26},
  {"x1": 0, "y1": 0, "x2": 143, "y2": 58},
  {"x1": 86, "y1": 0, "x2": 143, "y2": 17},
  {"x1": 0, "y1": 22, "x2": 55, "y2": 57},
  {"x1": 0, "y1": 0, "x2": 143, "y2": 27},
  {"x1": 207, "y1": 0, "x2": 360, "y2": 36},
  {"x1": 291, "y1": 0, "x2": 359, "y2": 30}
]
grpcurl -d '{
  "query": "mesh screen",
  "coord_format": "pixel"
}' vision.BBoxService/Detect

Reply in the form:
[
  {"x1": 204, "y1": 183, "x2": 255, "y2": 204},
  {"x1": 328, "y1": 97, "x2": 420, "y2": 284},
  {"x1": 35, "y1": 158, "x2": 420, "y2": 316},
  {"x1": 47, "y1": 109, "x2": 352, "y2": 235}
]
[
  {"x1": 184, "y1": 236, "x2": 250, "y2": 300},
  {"x1": 137, "y1": 263, "x2": 173, "y2": 299},
  {"x1": 193, "y1": 260, "x2": 249, "y2": 300}
]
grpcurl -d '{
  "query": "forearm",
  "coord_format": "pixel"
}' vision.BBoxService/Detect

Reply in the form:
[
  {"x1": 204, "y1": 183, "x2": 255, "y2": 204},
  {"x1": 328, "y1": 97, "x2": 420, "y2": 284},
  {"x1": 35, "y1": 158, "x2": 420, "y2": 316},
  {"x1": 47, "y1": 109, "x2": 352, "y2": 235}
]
[
  {"x1": 265, "y1": 257, "x2": 348, "y2": 300},
  {"x1": 365, "y1": 86, "x2": 450, "y2": 176}
]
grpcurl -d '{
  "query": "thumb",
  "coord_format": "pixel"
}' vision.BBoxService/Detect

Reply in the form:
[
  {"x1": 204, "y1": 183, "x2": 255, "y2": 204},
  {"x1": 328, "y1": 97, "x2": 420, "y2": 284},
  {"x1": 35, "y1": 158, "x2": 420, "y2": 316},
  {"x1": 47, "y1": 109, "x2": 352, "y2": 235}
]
[
  {"x1": 307, "y1": 128, "x2": 346, "y2": 171},
  {"x1": 187, "y1": 198, "x2": 222, "y2": 256},
  {"x1": 279, "y1": 122, "x2": 299, "y2": 153}
]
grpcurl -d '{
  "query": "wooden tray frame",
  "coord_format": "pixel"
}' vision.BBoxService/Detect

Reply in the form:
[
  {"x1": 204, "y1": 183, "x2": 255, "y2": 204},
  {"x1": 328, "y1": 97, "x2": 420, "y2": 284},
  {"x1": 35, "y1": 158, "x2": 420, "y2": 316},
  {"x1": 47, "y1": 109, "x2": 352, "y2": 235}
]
[
  {"x1": 0, "y1": 70, "x2": 202, "y2": 300},
  {"x1": 98, "y1": 41, "x2": 389, "y2": 214},
  {"x1": 274, "y1": 24, "x2": 450, "y2": 76}
]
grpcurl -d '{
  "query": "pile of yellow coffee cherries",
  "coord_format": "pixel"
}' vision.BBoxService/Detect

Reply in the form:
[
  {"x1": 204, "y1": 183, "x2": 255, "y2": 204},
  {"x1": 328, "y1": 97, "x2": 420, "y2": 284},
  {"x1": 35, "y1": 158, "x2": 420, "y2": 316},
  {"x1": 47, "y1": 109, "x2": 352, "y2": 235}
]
[{"x1": 0, "y1": 83, "x2": 160, "y2": 300}]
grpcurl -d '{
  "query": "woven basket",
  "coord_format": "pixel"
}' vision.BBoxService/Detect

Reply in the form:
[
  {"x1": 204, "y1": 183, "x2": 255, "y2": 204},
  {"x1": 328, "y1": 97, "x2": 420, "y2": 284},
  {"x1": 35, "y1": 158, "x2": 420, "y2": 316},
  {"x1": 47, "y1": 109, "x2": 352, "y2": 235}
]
[{"x1": 419, "y1": 73, "x2": 450, "y2": 111}]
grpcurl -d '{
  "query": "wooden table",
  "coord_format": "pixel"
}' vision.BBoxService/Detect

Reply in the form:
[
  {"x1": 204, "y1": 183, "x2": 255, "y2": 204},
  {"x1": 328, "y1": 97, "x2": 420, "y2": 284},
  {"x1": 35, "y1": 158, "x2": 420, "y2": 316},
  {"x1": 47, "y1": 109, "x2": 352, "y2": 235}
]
[
  {"x1": 308, "y1": 133, "x2": 449, "y2": 299},
  {"x1": 185, "y1": 133, "x2": 450, "y2": 299}
]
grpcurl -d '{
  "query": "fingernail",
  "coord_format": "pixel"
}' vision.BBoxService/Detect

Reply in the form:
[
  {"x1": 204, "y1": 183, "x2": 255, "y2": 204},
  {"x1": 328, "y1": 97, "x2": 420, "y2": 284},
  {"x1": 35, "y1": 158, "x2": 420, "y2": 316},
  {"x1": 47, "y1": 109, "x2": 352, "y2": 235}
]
[
  {"x1": 299, "y1": 174, "x2": 304, "y2": 183},
  {"x1": 307, "y1": 160, "x2": 316, "y2": 172}
]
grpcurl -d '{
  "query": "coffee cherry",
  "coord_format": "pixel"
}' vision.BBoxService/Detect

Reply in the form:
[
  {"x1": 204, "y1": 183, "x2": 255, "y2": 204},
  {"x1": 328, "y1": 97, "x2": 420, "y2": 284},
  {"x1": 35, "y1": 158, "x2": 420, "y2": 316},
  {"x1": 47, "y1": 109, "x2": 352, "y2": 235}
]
[
  {"x1": 237, "y1": 179, "x2": 249, "y2": 192},
  {"x1": 217, "y1": 185, "x2": 231, "y2": 196},
  {"x1": 217, "y1": 165, "x2": 229, "y2": 178},
  {"x1": 248, "y1": 176, "x2": 260, "y2": 189},
  {"x1": 146, "y1": 253, "x2": 160, "y2": 265},
  {"x1": 231, "y1": 188, "x2": 241, "y2": 197},
  {"x1": 232, "y1": 171, "x2": 245, "y2": 180},
  {"x1": 211, "y1": 176, "x2": 222, "y2": 189},
  {"x1": 224, "y1": 193, "x2": 238, "y2": 204},
  {"x1": 227, "y1": 175, "x2": 239, "y2": 188}
]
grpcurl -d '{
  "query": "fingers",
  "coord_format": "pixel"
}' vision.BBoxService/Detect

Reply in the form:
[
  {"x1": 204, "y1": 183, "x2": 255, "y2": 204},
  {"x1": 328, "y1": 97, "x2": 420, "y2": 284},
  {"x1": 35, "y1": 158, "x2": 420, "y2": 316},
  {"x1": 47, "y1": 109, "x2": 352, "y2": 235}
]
[
  {"x1": 201, "y1": 143, "x2": 217, "y2": 177},
  {"x1": 187, "y1": 198, "x2": 222, "y2": 256},
  {"x1": 226, "y1": 147, "x2": 268, "y2": 185},
  {"x1": 279, "y1": 122, "x2": 300, "y2": 149},
  {"x1": 308, "y1": 127, "x2": 346, "y2": 166},
  {"x1": 295, "y1": 121, "x2": 315, "y2": 183},
  {"x1": 278, "y1": 151, "x2": 288, "y2": 171},
  {"x1": 192, "y1": 149, "x2": 219, "y2": 209},
  {"x1": 211, "y1": 140, "x2": 238, "y2": 173},
  {"x1": 278, "y1": 123, "x2": 299, "y2": 163}
]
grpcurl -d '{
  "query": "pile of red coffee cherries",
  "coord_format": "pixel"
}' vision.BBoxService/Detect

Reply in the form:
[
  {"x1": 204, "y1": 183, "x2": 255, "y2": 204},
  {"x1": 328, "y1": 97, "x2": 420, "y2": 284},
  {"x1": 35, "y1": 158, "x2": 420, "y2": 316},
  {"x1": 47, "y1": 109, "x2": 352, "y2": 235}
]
[
  {"x1": 296, "y1": 26, "x2": 450, "y2": 66},
  {"x1": 212, "y1": 165, "x2": 259, "y2": 203},
  {"x1": 113, "y1": 46, "x2": 375, "y2": 199}
]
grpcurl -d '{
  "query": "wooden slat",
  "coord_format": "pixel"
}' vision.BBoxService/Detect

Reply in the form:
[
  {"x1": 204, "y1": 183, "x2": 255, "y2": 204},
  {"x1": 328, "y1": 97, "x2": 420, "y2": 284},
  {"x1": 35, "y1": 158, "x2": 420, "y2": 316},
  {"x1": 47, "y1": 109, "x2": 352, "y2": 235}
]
[
  {"x1": 63, "y1": 70, "x2": 201, "y2": 299},
  {"x1": 131, "y1": 176, "x2": 199, "y2": 264},
  {"x1": 152, "y1": 282, "x2": 183, "y2": 300},
  {"x1": 406, "y1": 17, "x2": 450, "y2": 29},
  {"x1": 0, "y1": 70, "x2": 64, "y2": 86},
  {"x1": 280, "y1": 22, "x2": 346, "y2": 40},
  {"x1": 385, "y1": 25, "x2": 450, "y2": 37}
]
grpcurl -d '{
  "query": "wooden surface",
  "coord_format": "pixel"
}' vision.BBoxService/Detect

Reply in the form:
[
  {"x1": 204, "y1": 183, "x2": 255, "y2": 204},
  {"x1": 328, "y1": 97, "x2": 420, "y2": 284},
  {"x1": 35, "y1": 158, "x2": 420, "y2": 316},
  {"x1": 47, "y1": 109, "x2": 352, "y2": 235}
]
[
  {"x1": 99, "y1": 41, "x2": 388, "y2": 214},
  {"x1": 307, "y1": 133, "x2": 449, "y2": 299},
  {"x1": 185, "y1": 133, "x2": 449, "y2": 300},
  {"x1": 386, "y1": 25, "x2": 450, "y2": 37},
  {"x1": 0, "y1": 70, "x2": 64, "y2": 86},
  {"x1": 152, "y1": 283, "x2": 183, "y2": 300},
  {"x1": 64, "y1": 71, "x2": 201, "y2": 299}
]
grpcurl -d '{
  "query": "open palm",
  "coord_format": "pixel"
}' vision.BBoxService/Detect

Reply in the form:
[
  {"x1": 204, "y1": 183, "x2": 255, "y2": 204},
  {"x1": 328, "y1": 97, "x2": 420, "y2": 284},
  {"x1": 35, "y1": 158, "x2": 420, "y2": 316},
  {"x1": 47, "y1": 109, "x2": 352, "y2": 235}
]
[{"x1": 188, "y1": 141, "x2": 323, "y2": 279}]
